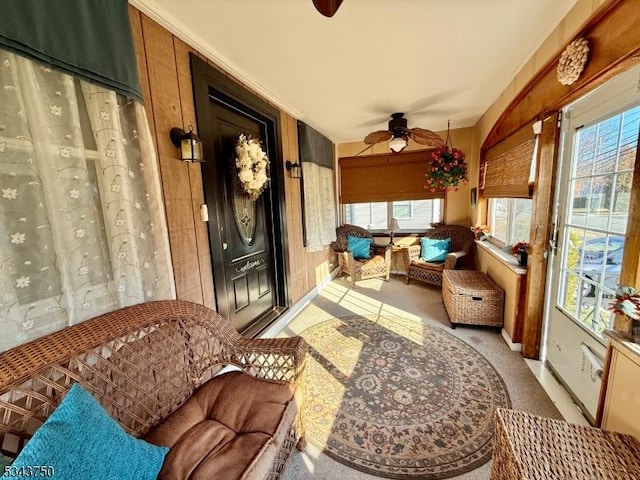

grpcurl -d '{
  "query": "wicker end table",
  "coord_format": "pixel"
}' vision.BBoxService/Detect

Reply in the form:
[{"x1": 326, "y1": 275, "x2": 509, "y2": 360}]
[
  {"x1": 491, "y1": 408, "x2": 640, "y2": 480},
  {"x1": 442, "y1": 270, "x2": 504, "y2": 329}
]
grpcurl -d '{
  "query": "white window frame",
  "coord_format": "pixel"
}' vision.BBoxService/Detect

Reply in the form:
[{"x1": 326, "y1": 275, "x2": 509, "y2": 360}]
[
  {"x1": 392, "y1": 201, "x2": 413, "y2": 220},
  {"x1": 343, "y1": 199, "x2": 443, "y2": 232},
  {"x1": 488, "y1": 197, "x2": 531, "y2": 246}
]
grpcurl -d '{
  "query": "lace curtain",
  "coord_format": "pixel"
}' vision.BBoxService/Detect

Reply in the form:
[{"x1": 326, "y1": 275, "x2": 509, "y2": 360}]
[
  {"x1": 303, "y1": 162, "x2": 337, "y2": 252},
  {"x1": 0, "y1": 50, "x2": 175, "y2": 352}
]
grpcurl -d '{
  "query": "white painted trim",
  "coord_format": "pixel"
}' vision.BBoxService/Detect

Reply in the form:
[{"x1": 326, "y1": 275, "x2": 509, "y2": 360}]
[
  {"x1": 260, "y1": 266, "x2": 341, "y2": 338},
  {"x1": 501, "y1": 328, "x2": 522, "y2": 352},
  {"x1": 128, "y1": 0, "x2": 333, "y2": 142}
]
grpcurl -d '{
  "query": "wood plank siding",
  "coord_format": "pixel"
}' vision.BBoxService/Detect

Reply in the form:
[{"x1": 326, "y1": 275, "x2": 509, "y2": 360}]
[{"x1": 128, "y1": 7, "x2": 334, "y2": 310}]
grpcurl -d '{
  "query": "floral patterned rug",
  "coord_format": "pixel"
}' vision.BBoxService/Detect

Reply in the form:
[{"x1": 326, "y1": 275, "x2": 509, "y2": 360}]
[{"x1": 299, "y1": 315, "x2": 511, "y2": 479}]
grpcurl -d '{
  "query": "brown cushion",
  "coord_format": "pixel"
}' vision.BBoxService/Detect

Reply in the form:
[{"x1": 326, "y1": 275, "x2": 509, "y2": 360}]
[
  {"x1": 410, "y1": 259, "x2": 445, "y2": 272},
  {"x1": 356, "y1": 254, "x2": 385, "y2": 266},
  {"x1": 145, "y1": 371, "x2": 297, "y2": 480}
]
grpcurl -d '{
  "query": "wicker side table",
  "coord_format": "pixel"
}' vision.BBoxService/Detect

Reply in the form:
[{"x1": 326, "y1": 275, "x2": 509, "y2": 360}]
[
  {"x1": 491, "y1": 408, "x2": 640, "y2": 480},
  {"x1": 442, "y1": 270, "x2": 504, "y2": 328}
]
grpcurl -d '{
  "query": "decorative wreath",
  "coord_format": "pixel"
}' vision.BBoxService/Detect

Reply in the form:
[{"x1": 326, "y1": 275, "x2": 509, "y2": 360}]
[
  {"x1": 235, "y1": 133, "x2": 269, "y2": 201},
  {"x1": 557, "y1": 37, "x2": 589, "y2": 86}
]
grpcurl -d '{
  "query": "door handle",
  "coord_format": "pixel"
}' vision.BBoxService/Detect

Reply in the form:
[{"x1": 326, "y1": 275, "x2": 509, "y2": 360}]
[
  {"x1": 549, "y1": 221, "x2": 559, "y2": 255},
  {"x1": 222, "y1": 242, "x2": 228, "y2": 250}
]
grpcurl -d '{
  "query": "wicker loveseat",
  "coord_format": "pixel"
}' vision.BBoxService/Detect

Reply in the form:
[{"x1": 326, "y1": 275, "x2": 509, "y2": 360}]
[
  {"x1": 0, "y1": 300, "x2": 307, "y2": 480},
  {"x1": 404, "y1": 224, "x2": 475, "y2": 287},
  {"x1": 331, "y1": 224, "x2": 391, "y2": 287}
]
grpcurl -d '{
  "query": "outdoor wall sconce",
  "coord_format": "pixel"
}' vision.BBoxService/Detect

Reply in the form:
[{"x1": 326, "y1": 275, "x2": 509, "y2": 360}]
[
  {"x1": 170, "y1": 125, "x2": 204, "y2": 162},
  {"x1": 285, "y1": 161, "x2": 301, "y2": 179}
]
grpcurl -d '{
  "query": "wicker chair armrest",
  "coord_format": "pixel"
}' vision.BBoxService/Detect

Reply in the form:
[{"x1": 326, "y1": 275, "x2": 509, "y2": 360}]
[
  {"x1": 404, "y1": 245, "x2": 421, "y2": 264},
  {"x1": 383, "y1": 245, "x2": 392, "y2": 266},
  {"x1": 230, "y1": 335, "x2": 308, "y2": 383},
  {"x1": 330, "y1": 241, "x2": 343, "y2": 253},
  {"x1": 444, "y1": 250, "x2": 469, "y2": 270},
  {"x1": 372, "y1": 243, "x2": 391, "y2": 257},
  {"x1": 339, "y1": 250, "x2": 357, "y2": 272}
]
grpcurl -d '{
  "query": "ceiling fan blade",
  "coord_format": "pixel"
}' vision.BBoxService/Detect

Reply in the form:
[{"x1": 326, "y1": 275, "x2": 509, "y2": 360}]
[
  {"x1": 312, "y1": 0, "x2": 344, "y2": 17},
  {"x1": 408, "y1": 128, "x2": 445, "y2": 147},
  {"x1": 364, "y1": 130, "x2": 392, "y2": 145}
]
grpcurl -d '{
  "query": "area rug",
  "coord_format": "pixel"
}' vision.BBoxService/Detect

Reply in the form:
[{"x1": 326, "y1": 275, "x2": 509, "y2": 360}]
[{"x1": 299, "y1": 315, "x2": 511, "y2": 479}]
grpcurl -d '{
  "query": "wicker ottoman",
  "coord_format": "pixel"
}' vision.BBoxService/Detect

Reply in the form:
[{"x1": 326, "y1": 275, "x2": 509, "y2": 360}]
[
  {"x1": 491, "y1": 408, "x2": 640, "y2": 480},
  {"x1": 442, "y1": 270, "x2": 504, "y2": 328}
]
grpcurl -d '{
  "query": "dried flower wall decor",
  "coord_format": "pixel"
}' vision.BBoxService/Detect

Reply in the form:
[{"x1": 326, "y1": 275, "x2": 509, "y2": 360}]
[
  {"x1": 235, "y1": 133, "x2": 270, "y2": 201},
  {"x1": 557, "y1": 37, "x2": 589, "y2": 86}
]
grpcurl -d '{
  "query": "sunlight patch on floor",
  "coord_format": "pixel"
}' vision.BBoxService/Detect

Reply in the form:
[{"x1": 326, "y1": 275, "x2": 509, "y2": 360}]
[{"x1": 318, "y1": 281, "x2": 423, "y2": 322}]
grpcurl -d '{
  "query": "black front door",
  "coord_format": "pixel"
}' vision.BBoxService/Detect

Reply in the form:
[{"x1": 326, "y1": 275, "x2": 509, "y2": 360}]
[{"x1": 191, "y1": 55, "x2": 287, "y2": 335}]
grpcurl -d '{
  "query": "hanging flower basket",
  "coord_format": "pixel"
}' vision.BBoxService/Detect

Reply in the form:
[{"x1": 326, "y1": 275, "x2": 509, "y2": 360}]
[
  {"x1": 424, "y1": 146, "x2": 469, "y2": 192},
  {"x1": 235, "y1": 133, "x2": 270, "y2": 201}
]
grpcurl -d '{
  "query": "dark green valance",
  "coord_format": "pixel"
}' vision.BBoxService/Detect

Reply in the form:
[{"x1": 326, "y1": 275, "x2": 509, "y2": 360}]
[
  {"x1": 0, "y1": 0, "x2": 142, "y2": 101},
  {"x1": 297, "y1": 121, "x2": 335, "y2": 169}
]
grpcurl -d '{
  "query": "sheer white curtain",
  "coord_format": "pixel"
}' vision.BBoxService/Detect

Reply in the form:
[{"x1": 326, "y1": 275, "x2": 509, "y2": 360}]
[
  {"x1": 0, "y1": 50, "x2": 175, "y2": 352},
  {"x1": 303, "y1": 162, "x2": 337, "y2": 252}
]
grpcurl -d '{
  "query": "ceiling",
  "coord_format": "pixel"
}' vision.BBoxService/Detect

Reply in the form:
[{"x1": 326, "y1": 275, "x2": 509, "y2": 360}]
[{"x1": 134, "y1": 0, "x2": 578, "y2": 144}]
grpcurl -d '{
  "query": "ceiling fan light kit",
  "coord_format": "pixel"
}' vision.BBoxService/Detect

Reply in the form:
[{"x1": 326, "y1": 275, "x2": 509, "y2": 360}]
[
  {"x1": 362, "y1": 112, "x2": 445, "y2": 153},
  {"x1": 389, "y1": 136, "x2": 408, "y2": 153}
]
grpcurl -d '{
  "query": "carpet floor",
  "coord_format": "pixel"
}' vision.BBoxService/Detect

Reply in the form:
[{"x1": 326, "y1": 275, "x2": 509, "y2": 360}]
[{"x1": 278, "y1": 275, "x2": 563, "y2": 480}]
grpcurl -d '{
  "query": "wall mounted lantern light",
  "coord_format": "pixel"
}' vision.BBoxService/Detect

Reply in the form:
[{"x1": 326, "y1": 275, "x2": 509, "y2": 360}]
[
  {"x1": 285, "y1": 161, "x2": 301, "y2": 179},
  {"x1": 170, "y1": 125, "x2": 204, "y2": 162}
]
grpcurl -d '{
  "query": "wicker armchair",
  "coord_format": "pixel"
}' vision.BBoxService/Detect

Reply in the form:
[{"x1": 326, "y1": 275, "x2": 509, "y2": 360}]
[
  {"x1": 404, "y1": 224, "x2": 475, "y2": 287},
  {"x1": 0, "y1": 300, "x2": 307, "y2": 479},
  {"x1": 331, "y1": 224, "x2": 391, "y2": 287}
]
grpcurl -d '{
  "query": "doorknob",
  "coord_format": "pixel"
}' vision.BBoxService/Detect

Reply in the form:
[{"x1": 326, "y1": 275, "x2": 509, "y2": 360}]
[{"x1": 222, "y1": 242, "x2": 228, "y2": 250}]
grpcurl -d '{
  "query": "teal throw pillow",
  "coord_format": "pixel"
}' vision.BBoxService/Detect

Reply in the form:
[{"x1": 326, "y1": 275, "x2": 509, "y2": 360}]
[
  {"x1": 346, "y1": 235, "x2": 372, "y2": 260},
  {"x1": 420, "y1": 237, "x2": 452, "y2": 262},
  {"x1": 2, "y1": 383, "x2": 168, "y2": 480},
  {"x1": 0, "y1": 453, "x2": 11, "y2": 471}
]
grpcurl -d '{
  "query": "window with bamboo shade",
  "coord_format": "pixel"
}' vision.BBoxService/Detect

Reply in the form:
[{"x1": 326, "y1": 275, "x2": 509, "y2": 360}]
[
  {"x1": 339, "y1": 150, "x2": 444, "y2": 204},
  {"x1": 481, "y1": 123, "x2": 537, "y2": 198}
]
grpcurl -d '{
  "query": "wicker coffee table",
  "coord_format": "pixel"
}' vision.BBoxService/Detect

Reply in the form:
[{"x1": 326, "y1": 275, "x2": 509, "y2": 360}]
[
  {"x1": 491, "y1": 408, "x2": 640, "y2": 480},
  {"x1": 442, "y1": 270, "x2": 504, "y2": 329}
]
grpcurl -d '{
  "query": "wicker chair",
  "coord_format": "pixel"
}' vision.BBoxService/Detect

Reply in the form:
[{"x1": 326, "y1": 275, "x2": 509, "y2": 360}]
[
  {"x1": 0, "y1": 300, "x2": 307, "y2": 480},
  {"x1": 331, "y1": 224, "x2": 391, "y2": 287},
  {"x1": 404, "y1": 224, "x2": 475, "y2": 287}
]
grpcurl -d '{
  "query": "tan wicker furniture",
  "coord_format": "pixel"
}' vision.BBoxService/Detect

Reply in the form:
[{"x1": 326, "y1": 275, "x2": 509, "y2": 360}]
[
  {"x1": 491, "y1": 408, "x2": 640, "y2": 480},
  {"x1": 404, "y1": 224, "x2": 475, "y2": 287},
  {"x1": 443, "y1": 270, "x2": 504, "y2": 328},
  {"x1": 0, "y1": 300, "x2": 307, "y2": 480},
  {"x1": 331, "y1": 224, "x2": 391, "y2": 287}
]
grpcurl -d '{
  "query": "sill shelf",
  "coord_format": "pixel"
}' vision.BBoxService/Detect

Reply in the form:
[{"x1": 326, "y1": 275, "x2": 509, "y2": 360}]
[{"x1": 475, "y1": 240, "x2": 527, "y2": 275}]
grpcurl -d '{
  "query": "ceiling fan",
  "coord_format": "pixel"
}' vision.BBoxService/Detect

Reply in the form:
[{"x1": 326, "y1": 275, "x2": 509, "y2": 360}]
[
  {"x1": 312, "y1": 0, "x2": 344, "y2": 17},
  {"x1": 363, "y1": 112, "x2": 445, "y2": 153}
]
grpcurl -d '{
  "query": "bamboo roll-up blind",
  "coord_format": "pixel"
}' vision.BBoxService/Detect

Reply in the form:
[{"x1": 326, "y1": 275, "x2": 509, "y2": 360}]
[
  {"x1": 339, "y1": 150, "x2": 444, "y2": 204},
  {"x1": 481, "y1": 123, "x2": 536, "y2": 198}
]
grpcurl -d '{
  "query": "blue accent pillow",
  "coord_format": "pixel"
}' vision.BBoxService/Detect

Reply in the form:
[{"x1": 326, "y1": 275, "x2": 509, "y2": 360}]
[
  {"x1": 346, "y1": 235, "x2": 372, "y2": 260},
  {"x1": 3, "y1": 383, "x2": 168, "y2": 480},
  {"x1": 420, "y1": 237, "x2": 452, "y2": 262}
]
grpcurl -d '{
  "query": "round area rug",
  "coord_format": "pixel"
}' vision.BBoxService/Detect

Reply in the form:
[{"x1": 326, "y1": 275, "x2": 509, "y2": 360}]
[{"x1": 299, "y1": 315, "x2": 511, "y2": 479}]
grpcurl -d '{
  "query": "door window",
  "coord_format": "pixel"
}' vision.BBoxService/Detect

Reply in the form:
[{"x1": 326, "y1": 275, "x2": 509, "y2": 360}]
[{"x1": 557, "y1": 105, "x2": 639, "y2": 337}]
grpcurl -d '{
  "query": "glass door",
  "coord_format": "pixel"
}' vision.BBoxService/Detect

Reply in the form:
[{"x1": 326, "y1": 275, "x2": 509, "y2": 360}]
[{"x1": 545, "y1": 65, "x2": 639, "y2": 422}]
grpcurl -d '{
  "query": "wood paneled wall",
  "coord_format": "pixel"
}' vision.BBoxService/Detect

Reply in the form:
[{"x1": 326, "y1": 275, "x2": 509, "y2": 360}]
[{"x1": 129, "y1": 7, "x2": 333, "y2": 310}]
